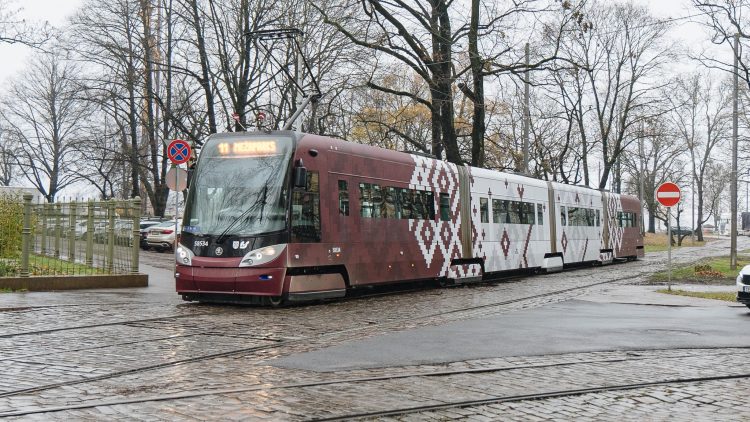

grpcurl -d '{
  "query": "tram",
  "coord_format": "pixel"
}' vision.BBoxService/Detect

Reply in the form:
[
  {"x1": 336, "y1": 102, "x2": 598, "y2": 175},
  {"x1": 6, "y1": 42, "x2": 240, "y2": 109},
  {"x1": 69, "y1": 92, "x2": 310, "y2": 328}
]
[{"x1": 175, "y1": 131, "x2": 644, "y2": 305}]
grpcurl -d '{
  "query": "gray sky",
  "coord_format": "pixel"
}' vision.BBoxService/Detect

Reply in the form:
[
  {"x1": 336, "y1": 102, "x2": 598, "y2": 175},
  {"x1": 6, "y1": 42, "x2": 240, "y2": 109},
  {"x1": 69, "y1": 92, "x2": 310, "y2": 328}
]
[
  {"x1": 0, "y1": 0, "x2": 716, "y2": 91},
  {"x1": 0, "y1": 0, "x2": 83, "y2": 87},
  {"x1": 0, "y1": 0, "x2": 716, "y2": 85}
]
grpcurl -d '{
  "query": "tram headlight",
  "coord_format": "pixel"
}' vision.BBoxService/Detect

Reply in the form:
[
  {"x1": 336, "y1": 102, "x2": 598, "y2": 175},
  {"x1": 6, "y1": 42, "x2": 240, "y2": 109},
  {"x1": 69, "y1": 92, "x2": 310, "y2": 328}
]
[
  {"x1": 175, "y1": 243, "x2": 194, "y2": 266},
  {"x1": 240, "y1": 244, "x2": 285, "y2": 267}
]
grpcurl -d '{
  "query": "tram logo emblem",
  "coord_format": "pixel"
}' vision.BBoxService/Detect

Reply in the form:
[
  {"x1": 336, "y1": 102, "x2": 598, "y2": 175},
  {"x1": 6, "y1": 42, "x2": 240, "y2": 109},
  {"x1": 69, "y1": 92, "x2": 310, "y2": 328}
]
[
  {"x1": 215, "y1": 247, "x2": 223, "y2": 256},
  {"x1": 232, "y1": 241, "x2": 249, "y2": 249}
]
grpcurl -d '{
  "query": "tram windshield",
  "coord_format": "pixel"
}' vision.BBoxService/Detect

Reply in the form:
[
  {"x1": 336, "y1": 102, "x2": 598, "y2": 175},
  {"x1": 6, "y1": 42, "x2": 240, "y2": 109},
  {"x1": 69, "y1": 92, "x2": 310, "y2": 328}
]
[{"x1": 183, "y1": 136, "x2": 293, "y2": 237}]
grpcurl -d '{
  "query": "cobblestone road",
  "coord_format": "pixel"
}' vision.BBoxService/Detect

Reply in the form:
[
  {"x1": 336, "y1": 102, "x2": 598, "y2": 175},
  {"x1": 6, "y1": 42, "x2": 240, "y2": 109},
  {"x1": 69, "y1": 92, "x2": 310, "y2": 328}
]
[{"x1": 0, "y1": 239, "x2": 748, "y2": 420}]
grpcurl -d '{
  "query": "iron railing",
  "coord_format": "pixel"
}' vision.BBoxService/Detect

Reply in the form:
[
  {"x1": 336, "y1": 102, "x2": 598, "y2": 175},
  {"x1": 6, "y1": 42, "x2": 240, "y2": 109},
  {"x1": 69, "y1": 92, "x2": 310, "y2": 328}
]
[{"x1": 1, "y1": 194, "x2": 141, "y2": 277}]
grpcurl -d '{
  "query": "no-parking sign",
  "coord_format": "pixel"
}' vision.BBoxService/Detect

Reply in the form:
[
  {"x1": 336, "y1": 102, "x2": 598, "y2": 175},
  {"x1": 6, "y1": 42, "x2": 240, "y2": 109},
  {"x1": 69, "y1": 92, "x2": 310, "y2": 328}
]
[{"x1": 167, "y1": 139, "x2": 191, "y2": 165}]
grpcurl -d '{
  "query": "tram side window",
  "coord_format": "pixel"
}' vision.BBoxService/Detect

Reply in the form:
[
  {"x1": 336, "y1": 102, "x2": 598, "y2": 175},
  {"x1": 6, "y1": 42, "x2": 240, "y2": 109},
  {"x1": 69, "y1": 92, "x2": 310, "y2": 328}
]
[
  {"x1": 440, "y1": 193, "x2": 451, "y2": 221},
  {"x1": 617, "y1": 211, "x2": 636, "y2": 228},
  {"x1": 357, "y1": 184, "x2": 434, "y2": 220},
  {"x1": 522, "y1": 202, "x2": 535, "y2": 225},
  {"x1": 596, "y1": 209, "x2": 600, "y2": 227},
  {"x1": 537, "y1": 204, "x2": 544, "y2": 225},
  {"x1": 560, "y1": 206, "x2": 567, "y2": 226},
  {"x1": 506, "y1": 200, "x2": 534, "y2": 224},
  {"x1": 492, "y1": 199, "x2": 506, "y2": 224},
  {"x1": 383, "y1": 187, "x2": 397, "y2": 218},
  {"x1": 338, "y1": 180, "x2": 349, "y2": 216},
  {"x1": 359, "y1": 183, "x2": 373, "y2": 218},
  {"x1": 292, "y1": 171, "x2": 321, "y2": 243},
  {"x1": 371, "y1": 184, "x2": 383, "y2": 218},
  {"x1": 400, "y1": 188, "x2": 413, "y2": 219},
  {"x1": 413, "y1": 190, "x2": 432, "y2": 219},
  {"x1": 480, "y1": 198, "x2": 489, "y2": 223},
  {"x1": 566, "y1": 207, "x2": 598, "y2": 227}
]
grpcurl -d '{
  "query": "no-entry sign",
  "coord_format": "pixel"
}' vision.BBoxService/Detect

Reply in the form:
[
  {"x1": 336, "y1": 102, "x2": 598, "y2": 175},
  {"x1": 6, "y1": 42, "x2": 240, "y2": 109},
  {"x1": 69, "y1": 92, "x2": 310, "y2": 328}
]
[{"x1": 656, "y1": 182, "x2": 681, "y2": 207}]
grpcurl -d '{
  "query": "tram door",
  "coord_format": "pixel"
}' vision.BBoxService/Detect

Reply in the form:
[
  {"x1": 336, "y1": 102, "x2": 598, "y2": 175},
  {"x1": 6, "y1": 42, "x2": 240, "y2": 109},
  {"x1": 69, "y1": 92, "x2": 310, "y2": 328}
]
[{"x1": 291, "y1": 171, "x2": 321, "y2": 243}]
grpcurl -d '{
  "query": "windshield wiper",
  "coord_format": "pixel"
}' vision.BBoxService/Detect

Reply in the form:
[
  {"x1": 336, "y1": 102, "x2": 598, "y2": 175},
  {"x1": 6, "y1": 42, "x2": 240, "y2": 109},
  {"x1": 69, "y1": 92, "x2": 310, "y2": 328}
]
[
  {"x1": 258, "y1": 185, "x2": 267, "y2": 223},
  {"x1": 215, "y1": 183, "x2": 269, "y2": 244}
]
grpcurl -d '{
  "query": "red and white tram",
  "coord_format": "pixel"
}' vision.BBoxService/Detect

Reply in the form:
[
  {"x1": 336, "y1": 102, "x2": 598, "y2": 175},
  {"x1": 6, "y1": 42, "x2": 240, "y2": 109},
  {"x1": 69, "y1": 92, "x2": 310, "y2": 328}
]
[{"x1": 175, "y1": 131, "x2": 644, "y2": 305}]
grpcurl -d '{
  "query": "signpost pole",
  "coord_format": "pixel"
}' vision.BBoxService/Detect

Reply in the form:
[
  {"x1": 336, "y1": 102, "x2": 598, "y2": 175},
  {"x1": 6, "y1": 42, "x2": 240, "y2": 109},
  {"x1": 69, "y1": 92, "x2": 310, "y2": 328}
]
[
  {"x1": 656, "y1": 182, "x2": 681, "y2": 292},
  {"x1": 667, "y1": 207, "x2": 672, "y2": 292},
  {"x1": 166, "y1": 139, "x2": 191, "y2": 245},
  {"x1": 174, "y1": 163, "x2": 179, "y2": 241}
]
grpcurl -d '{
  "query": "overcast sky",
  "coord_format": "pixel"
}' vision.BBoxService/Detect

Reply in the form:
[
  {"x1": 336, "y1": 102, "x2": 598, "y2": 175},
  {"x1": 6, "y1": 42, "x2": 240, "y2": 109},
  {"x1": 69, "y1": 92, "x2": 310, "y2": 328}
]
[{"x1": 0, "y1": 0, "x2": 719, "y2": 91}]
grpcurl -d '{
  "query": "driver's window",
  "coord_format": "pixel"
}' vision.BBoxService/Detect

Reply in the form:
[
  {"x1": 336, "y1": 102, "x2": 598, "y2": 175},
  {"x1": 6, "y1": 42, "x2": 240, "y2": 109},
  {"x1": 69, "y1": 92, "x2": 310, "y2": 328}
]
[{"x1": 292, "y1": 171, "x2": 321, "y2": 242}]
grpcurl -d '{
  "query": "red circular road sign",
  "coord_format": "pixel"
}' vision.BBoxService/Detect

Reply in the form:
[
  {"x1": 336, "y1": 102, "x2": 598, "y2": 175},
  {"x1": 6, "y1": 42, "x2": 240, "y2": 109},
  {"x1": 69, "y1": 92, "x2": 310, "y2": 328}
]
[
  {"x1": 167, "y1": 139, "x2": 191, "y2": 165},
  {"x1": 656, "y1": 182, "x2": 681, "y2": 207}
]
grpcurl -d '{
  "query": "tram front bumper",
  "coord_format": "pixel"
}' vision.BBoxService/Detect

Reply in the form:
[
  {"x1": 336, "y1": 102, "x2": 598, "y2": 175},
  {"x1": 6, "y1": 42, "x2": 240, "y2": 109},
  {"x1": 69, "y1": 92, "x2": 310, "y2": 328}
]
[{"x1": 175, "y1": 264, "x2": 286, "y2": 296}]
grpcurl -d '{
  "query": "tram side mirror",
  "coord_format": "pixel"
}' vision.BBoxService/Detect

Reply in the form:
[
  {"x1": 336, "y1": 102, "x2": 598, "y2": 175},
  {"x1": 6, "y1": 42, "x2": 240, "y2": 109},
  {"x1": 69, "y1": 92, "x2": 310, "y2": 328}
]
[{"x1": 294, "y1": 160, "x2": 307, "y2": 189}]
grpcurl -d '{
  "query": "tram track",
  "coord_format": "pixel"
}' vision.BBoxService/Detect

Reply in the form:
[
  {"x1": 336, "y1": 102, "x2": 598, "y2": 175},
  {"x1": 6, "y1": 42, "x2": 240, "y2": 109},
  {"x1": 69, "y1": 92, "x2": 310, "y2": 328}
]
[
  {"x1": 0, "y1": 261, "x2": 659, "y2": 400},
  {"x1": 0, "y1": 312, "x2": 215, "y2": 339},
  {"x1": 312, "y1": 372, "x2": 750, "y2": 421},
  {"x1": 1, "y1": 347, "x2": 747, "y2": 417}
]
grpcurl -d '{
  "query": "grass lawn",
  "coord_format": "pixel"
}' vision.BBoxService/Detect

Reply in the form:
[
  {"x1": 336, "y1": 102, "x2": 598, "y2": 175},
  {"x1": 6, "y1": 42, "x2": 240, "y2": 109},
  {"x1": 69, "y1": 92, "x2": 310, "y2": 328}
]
[
  {"x1": 0, "y1": 254, "x2": 103, "y2": 277},
  {"x1": 657, "y1": 289, "x2": 737, "y2": 302},
  {"x1": 649, "y1": 254, "x2": 749, "y2": 284},
  {"x1": 643, "y1": 232, "x2": 707, "y2": 253}
]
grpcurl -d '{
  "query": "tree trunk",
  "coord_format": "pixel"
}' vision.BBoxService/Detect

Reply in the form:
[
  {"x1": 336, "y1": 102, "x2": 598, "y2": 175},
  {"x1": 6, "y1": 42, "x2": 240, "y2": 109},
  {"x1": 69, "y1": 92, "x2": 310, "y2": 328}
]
[
  {"x1": 468, "y1": 0, "x2": 484, "y2": 167},
  {"x1": 189, "y1": 0, "x2": 217, "y2": 134}
]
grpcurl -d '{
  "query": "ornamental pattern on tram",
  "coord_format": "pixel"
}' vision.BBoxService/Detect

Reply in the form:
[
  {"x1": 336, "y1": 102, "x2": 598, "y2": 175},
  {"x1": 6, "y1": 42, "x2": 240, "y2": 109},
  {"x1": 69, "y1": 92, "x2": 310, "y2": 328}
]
[{"x1": 408, "y1": 154, "x2": 462, "y2": 277}]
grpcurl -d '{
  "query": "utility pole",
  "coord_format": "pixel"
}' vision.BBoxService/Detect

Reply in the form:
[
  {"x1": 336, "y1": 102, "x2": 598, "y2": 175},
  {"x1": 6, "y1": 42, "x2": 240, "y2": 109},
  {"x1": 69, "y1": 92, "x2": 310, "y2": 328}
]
[
  {"x1": 691, "y1": 176, "x2": 695, "y2": 243},
  {"x1": 731, "y1": 33, "x2": 739, "y2": 270},
  {"x1": 639, "y1": 123, "x2": 646, "y2": 236},
  {"x1": 522, "y1": 43, "x2": 530, "y2": 175}
]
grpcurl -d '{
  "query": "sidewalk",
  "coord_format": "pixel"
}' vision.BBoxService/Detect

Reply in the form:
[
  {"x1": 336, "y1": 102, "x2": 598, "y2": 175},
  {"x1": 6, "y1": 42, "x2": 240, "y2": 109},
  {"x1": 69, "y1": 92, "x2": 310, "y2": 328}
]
[{"x1": 581, "y1": 283, "x2": 741, "y2": 308}]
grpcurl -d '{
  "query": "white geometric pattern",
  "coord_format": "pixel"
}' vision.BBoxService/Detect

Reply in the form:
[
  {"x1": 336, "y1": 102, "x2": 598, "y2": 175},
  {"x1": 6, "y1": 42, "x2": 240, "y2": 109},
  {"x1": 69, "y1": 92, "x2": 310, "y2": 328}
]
[
  {"x1": 606, "y1": 194, "x2": 625, "y2": 255},
  {"x1": 408, "y1": 155, "x2": 462, "y2": 276}
]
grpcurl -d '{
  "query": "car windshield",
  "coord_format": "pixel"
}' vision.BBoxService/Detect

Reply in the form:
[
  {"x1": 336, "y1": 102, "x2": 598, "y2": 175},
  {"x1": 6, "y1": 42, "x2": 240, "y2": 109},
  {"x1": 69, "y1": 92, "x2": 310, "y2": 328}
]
[{"x1": 183, "y1": 136, "x2": 293, "y2": 237}]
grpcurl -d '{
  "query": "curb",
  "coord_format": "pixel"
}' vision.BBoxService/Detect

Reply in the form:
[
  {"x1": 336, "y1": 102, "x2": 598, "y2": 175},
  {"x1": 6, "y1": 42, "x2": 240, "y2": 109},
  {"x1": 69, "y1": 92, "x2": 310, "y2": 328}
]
[{"x1": 0, "y1": 274, "x2": 148, "y2": 291}]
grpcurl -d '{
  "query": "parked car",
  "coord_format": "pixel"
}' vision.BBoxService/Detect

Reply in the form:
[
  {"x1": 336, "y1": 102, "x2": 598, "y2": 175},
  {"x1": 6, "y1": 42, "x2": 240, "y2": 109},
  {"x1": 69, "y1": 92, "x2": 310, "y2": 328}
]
[
  {"x1": 92, "y1": 220, "x2": 133, "y2": 244},
  {"x1": 74, "y1": 221, "x2": 89, "y2": 239},
  {"x1": 737, "y1": 265, "x2": 750, "y2": 309},
  {"x1": 669, "y1": 226, "x2": 695, "y2": 236},
  {"x1": 114, "y1": 220, "x2": 134, "y2": 246},
  {"x1": 146, "y1": 220, "x2": 182, "y2": 252},
  {"x1": 139, "y1": 220, "x2": 166, "y2": 250}
]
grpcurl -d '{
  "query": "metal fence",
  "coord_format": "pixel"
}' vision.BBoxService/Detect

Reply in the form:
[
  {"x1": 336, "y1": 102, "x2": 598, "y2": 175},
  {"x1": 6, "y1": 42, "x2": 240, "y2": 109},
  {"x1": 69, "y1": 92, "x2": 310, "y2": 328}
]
[{"x1": 2, "y1": 194, "x2": 141, "y2": 278}]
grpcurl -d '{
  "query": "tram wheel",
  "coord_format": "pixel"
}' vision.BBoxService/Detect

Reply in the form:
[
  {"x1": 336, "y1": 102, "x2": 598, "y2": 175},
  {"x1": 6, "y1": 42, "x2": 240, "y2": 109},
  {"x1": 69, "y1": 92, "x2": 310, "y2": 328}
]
[{"x1": 264, "y1": 296, "x2": 286, "y2": 307}]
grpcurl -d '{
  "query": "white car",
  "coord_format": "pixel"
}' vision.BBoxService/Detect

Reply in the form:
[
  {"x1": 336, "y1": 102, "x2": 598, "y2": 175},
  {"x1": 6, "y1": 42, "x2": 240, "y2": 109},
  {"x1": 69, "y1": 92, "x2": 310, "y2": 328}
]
[
  {"x1": 145, "y1": 220, "x2": 182, "y2": 252},
  {"x1": 736, "y1": 265, "x2": 750, "y2": 309}
]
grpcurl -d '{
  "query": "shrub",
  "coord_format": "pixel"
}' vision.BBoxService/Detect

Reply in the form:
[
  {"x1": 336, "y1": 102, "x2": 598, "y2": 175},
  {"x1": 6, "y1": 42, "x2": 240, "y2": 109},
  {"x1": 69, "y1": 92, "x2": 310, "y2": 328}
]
[{"x1": 0, "y1": 194, "x2": 23, "y2": 259}]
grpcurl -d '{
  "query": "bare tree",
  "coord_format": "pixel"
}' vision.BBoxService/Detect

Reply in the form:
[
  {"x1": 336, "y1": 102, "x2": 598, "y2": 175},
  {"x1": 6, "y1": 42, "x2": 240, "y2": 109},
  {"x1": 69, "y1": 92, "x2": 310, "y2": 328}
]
[
  {"x1": 669, "y1": 72, "x2": 730, "y2": 241},
  {"x1": 693, "y1": 1, "x2": 750, "y2": 90},
  {"x1": 0, "y1": 52, "x2": 88, "y2": 202},
  {"x1": 561, "y1": 1, "x2": 673, "y2": 190},
  {"x1": 312, "y1": 0, "x2": 466, "y2": 162},
  {"x1": 622, "y1": 117, "x2": 687, "y2": 233},
  {"x1": 703, "y1": 161, "x2": 730, "y2": 229},
  {"x1": 0, "y1": 0, "x2": 51, "y2": 46},
  {"x1": 0, "y1": 125, "x2": 18, "y2": 186}
]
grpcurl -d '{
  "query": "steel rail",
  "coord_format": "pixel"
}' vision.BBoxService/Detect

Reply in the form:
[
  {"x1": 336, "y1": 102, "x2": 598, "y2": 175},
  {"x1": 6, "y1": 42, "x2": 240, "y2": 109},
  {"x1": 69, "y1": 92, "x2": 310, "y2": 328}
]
[
  {"x1": 1, "y1": 348, "x2": 748, "y2": 417},
  {"x1": 312, "y1": 373, "x2": 750, "y2": 421}
]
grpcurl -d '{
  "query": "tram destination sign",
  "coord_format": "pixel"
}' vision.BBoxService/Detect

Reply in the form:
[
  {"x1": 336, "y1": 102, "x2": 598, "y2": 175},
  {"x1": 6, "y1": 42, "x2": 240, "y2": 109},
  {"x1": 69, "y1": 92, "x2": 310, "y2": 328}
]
[{"x1": 656, "y1": 182, "x2": 681, "y2": 207}]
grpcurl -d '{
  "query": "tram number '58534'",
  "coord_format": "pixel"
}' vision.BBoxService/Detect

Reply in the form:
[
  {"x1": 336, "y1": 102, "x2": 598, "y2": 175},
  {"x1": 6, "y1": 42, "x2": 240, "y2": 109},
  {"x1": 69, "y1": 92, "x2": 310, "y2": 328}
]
[{"x1": 194, "y1": 240, "x2": 209, "y2": 247}]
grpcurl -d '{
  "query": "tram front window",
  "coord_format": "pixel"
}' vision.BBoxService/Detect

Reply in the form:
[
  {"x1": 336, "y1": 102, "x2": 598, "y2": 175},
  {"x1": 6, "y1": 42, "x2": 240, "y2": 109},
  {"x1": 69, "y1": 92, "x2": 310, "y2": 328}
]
[{"x1": 183, "y1": 137, "x2": 292, "y2": 237}]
